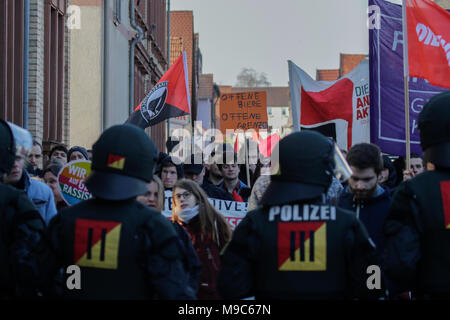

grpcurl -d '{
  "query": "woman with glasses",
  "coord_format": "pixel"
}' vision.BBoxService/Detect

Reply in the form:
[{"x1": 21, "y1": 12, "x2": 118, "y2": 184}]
[{"x1": 172, "y1": 179, "x2": 232, "y2": 299}]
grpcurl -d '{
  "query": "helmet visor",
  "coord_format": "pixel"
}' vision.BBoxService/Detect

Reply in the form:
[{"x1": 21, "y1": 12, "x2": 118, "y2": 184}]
[{"x1": 8, "y1": 122, "x2": 32, "y2": 156}]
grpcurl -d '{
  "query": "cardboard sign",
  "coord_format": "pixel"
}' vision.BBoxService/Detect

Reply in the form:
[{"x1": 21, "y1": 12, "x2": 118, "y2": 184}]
[
  {"x1": 219, "y1": 91, "x2": 268, "y2": 132},
  {"x1": 58, "y1": 160, "x2": 93, "y2": 206},
  {"x1": 162, "y1": 190, "x2": 248, "y2": 230}
]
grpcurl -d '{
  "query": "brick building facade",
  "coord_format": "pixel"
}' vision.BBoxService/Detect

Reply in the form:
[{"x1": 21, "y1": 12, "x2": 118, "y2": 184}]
[{"x1": 1, "y1": 0, "x2": 71, "y2": 156}]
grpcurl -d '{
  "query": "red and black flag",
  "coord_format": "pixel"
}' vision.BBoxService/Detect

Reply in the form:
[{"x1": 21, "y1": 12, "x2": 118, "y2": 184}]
[{"x1": 126, "y1": 51, "x2": 191, "y2": 128}]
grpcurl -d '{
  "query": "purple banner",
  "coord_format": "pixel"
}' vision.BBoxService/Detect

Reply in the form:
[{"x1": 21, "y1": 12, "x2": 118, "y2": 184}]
[{"x1": 369, "y1": 0, "x2": 447, "y2": 156}]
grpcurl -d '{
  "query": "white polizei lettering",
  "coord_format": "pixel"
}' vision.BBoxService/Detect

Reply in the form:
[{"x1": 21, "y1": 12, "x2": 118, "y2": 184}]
[
  {"x1": 310, "y1": 205, "x2": 320, "y2": 221},
  {"x1": 330, "y1": 207, "x2": 336, "y2": 220},
  {"x1": 293, "y1": 204, "x2": 302, "y2": 221},
  {"x1": 281, "y1": 205, "x2": 292, "y2": 221},
  {"x1": 303, "y1": 205, "x2": 309, "y2": 221},
  {"x1": 320, "y1": 206, "x2": 330, "y2": 220},
  {"x1": 269, "y1": 206, "x2": 280, "y2": 221}
]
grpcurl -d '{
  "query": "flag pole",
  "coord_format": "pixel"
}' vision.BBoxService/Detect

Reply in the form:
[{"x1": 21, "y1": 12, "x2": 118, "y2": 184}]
[
  {"x1": 402, "y1": 0, "x2": 411, "y2": 171},
  {"x1": 245, "y1": 138, "x2": 251, "y2": 187}
]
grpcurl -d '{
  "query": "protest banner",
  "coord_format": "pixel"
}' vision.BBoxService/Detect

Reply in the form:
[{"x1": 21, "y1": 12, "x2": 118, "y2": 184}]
[
  {"x1": 369, "y1": 0, "x2": 448, "y2": 156},
  {"x1": 58, "y1": 160, "x2": 93, "y2": 205},
  {"x1": 219, "y1": 91, "x2": 268, "y2": 133},
  {"x1": 289, "y1": 60, "x2": 370, "y2": 151},
  {"x1": 162, "y1": 190, "x2": 248, "y2": 230}
]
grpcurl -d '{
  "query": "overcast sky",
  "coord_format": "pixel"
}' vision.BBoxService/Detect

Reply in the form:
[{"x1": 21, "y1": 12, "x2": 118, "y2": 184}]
[{"x1": 170, "y1": 0, "x2": 401, "y2": 86}]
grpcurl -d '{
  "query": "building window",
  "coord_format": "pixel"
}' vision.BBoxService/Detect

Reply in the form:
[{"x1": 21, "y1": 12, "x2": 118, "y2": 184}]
[
  {"x1": 282, "y1": 109, "x2": 287, "y2": 116},
  {"x1": 267, "y1": 107, "x2": 272, "y2": 116},
  {"x1": 43, "y1": 0, "x2": 66, "y2": 143}
]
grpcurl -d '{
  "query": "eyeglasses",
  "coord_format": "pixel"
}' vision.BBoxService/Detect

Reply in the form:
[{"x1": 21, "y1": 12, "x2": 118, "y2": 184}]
[{"x1": 174, "y1": 191, "x2": 192, "y2": 200}]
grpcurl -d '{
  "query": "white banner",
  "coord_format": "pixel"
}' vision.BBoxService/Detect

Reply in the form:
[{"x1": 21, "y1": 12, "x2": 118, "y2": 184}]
[{"x1": 163, "y1": 190, "x2": 248, "y2": 229}]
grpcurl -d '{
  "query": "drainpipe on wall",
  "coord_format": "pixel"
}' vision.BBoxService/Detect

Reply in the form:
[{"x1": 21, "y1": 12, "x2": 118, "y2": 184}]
[
  {"x1": 23, "y1": 0, "x2": 30, "y2": 129},
  {"x1": 129, "y1": 0, "x2": 143, "y2": 115}
]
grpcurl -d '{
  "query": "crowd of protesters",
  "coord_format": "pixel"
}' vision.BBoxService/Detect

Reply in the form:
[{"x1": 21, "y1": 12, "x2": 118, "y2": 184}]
[{"x1": 1, "y1": 89, "x2": 447, "y2": 300}]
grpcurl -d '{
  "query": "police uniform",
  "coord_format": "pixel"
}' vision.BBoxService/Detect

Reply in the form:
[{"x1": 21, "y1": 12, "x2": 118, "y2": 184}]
[
  {"x1": 0, "y1": 119, "x2": 49, "y2": 298},
  {"x1": 48, "y1": 124, "x2": 195, "y2": 299},
  {"x1": 218, "y1": 131, "x2": 382, "y2": 299},
  {"x1": 383, "y1": 91, "x2": 450, "y2": 298}
]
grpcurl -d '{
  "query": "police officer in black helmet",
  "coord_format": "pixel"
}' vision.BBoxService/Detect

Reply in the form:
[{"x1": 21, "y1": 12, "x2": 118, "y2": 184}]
[
  {"x1": 0, "y1": 119, "x2": 50, "y2": 298},
  {"x1": 218, "y1": 130, "x2": 383, "y2": 299},
  {"x1": 383, "y1": 91, "x2": 450, "y2": 299},
  {"x1": 47, "y1": 124, "x2": 195, "y2": 299}
]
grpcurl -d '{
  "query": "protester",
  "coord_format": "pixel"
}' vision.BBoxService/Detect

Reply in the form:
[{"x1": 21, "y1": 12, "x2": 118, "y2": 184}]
[
  {"x1": 218, "y1": 131, "x2": 382, "y2": 299},
  {"x1": 137, "y1": 175, "x2": 202, "y2": 298},
  {"x1": 136, "y1": 175, "x2": 165, "y2": 211},
  {"x1": 3, "y1": 141, "x2": 58, "y2": 226},
  {"x1": 379, "y1": 155, "x2": 398, "y2": 194},
  {"x1": 67, "y1": 146, "x2": 89, "y2": 162},
  {"x1": 183, "y1": 154, "x2": 233, "y2": 201},
  {"x1": 204, "y1": 144, "x2": 227, "y2": 186},
  {"x1": 47, "y1": 124, "x2": 195, "y2": 299},
  {"x1": 384, "y1": 91, "x2": 450, "y2": 299},
  {"x1": 339, "y1": 143, "x2": 391, "y2": 260},
  {"x1": 247, "y1": 174, "x2": 271, "y2": 211},
  {"x1": 172, "y1": 179, "x2": 232, "y2": 299},
  {"x1": 42, "y1": 159, "x2": 67, "y2": 211},
  {"x1": 402, "y1": 153, "x2": 425, "y2": 181},
  {"x1": 217, "y1": 151, "x2": 251, "y2": 202},
  {"x1": 157, "y1": 152, "x2": 183, "y2": 190},
  {"x1": 28, "y1": 140, "x2": 43, "y2": 177},
  {"x1": 48, "y1": 144, "x2": 68, "y2": 166},
  {"x1": 0, "y1": 120, "x2": 52, "y2": 298}
]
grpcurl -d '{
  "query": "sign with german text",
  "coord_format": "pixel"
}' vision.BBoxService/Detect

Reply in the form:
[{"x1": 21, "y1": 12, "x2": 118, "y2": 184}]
[
  {"x1": 219, "y1": 91, "x2": 268, "y2": 133},
  {"x1": 162, "y1": 190, "x2": 248, "y2": 230},
  {"x1": 58, "y1": 160, "x2": 93, "y2": 206}
]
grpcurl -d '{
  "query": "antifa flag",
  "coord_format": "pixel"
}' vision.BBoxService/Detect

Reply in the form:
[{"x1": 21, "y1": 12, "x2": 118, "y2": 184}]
[
  {"x1": 406, "y1": 0, "x2": 450, "y2": 89},
  {"x1": 126, "y1": 51, "x2": 191, "y2": 128},
  {"x1": 288, "y1": 60, "x2": 370, "y2": 151}
]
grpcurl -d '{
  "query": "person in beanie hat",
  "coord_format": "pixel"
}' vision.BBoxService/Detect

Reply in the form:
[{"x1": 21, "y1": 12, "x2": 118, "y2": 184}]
[
  {"x1": 218, "y1": 130, "x2": 383, "y2": 300},
  {"x1": 47, "y1": 124, "x2": 195, "y2": 299},
  {"x1": 383, "y1": 91, "x2": 450, "y2": 299},
  {"x1": 67, "y1": 146, "x2": 89, "y2": 162}
]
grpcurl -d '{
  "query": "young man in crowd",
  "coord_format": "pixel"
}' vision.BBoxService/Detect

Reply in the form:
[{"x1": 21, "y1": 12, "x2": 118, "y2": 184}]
[
  {"x1": 183, "y1": 154, "x2": 233, "y2": 201},
  {"x1": 403, "y1": 153, "x2": 425, "y2": 181},
  {"x1": 158, "y1": 153, "x2": 183, "y2": 191},
  {"x1": 338, "y1": 143, "x2": 391, "y2": 259},
  {"x1": 217, "y1": 151, "x2": 251, "y2": 202},
  {"x1": 48, "y1": 144, "x2": 68, "y2": 166},
  {"x1": 27, "y1": 140, "x2": 43, "y2": 177}
]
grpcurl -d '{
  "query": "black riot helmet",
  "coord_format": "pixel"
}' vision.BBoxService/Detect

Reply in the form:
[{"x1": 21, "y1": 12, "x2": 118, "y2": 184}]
[
  {"x1": 0, "y1": 119, "x2": 33, "y2": 175},
  {"x1": 418, "y1": 91, "x2": 450, "y2": 168},
  {"x1": 260, "y1": 130, "x2": 351, "y2": 206},
  {"x1": 85, "y1": 124, "x2": 158, "y2": 200}
]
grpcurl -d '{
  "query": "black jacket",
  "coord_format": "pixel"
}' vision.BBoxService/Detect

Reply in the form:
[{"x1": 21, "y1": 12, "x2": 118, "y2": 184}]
[
  {"x1": 0, "y1": 182, "x2": 50, "y2": 298},
  {"x1": 47, "y1": 198, "x2": 195, "y2": 299},
  {"x1": 201, "y1": 181, "x2": 234, "y2": 201},
  {"x1": 383, "y1": 169, "x2": 450, "y2": 298},
  {"x1": 218, "y1": 200, "x2": 383, "y2": 300}
]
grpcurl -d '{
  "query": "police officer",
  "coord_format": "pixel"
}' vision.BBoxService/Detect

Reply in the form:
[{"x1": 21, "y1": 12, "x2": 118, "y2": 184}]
[
  {"x1": 383, "y1": 91, "x2": 450, "y2": 299},
  {"x1": 47, "y1": 124, "x2": 195, "y2": 299},
  {"x1": 0, "y1": 119, "x2": 50, "y2": 298},
  {"x1": 218, "y1": 131, "x2": 382, "y2": 299}
]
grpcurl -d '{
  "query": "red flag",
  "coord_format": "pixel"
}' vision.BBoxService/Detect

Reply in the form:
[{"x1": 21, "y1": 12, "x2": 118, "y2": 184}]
[
  {"x1": 258, "y1": 133, "x2": 280, "y2": 157},
  {"x1": 126, "y1": 51, "x2": 191, "y2": 128},
  {"x1": 406, "y1": 0, "x2": 450, "y2": 88}
]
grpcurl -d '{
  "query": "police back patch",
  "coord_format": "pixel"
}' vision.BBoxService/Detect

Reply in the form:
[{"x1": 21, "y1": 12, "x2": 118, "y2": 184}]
[
  {"x1": 269, "y1": 204, "x2": 334, "y2": 272},
  {"x1": 74, "y1": 219, "x2": 122, "y2": 270}
]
